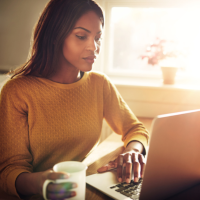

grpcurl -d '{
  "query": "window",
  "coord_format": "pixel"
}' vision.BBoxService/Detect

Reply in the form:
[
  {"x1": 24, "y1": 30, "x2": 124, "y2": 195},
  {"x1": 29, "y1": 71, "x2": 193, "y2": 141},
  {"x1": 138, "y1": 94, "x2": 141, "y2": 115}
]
[{"x1": 102, "y1": 0, "x2": 200, "y2": 79}]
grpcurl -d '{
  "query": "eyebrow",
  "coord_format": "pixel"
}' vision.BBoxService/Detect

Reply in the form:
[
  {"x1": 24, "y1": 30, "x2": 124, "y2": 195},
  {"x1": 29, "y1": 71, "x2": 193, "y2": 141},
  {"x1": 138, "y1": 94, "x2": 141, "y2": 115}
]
[{"x1": 74, "y1": 27, "x2": 102, "y2": 34}]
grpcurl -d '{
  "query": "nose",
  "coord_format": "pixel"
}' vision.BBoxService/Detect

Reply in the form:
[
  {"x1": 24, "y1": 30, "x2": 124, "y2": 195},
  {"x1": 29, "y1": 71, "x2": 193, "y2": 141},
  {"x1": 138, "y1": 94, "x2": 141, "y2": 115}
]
[{"x1": 87, "y1": 39, "x2": 99, "y2": 53}]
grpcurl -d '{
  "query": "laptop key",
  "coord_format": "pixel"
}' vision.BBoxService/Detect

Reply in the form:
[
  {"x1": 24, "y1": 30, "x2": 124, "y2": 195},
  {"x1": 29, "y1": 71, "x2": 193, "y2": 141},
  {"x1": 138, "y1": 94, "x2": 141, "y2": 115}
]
[
  {"x1": 110, "y1": 185, "x2": 116, "y2": 189},
  {"x1": 116, "y1": 183, "x2": 124, "y2": 187},
  {"x1": 132, "y1": 194, "x2": 140, "y2": 200},
  {"x1": 120, "y1": 191, "x2": 132, "y2": 197},
  {"x1": 111, "y1": 178, "x2": 143, "y2": 200},
  {"x1": 115, "y1": 187, "x2": 126, "y2": 192},
  {"x1": 132, "y1": 190, "x2": 138, "y2": 195},
  {"x1": 129, "y1": 185, "x2": 138, "y2": 190}
]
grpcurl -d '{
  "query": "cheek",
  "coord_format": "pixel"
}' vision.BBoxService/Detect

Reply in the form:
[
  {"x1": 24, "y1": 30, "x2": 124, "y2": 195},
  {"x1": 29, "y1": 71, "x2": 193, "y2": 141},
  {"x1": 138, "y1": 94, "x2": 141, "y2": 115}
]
[{"x1": 62, "y1": 41, "x2": 81, "y2": 60}]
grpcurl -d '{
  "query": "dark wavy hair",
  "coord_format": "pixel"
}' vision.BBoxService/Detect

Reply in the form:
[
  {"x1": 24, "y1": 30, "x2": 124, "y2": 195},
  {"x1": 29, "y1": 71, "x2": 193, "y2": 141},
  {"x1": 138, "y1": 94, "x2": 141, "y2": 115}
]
[{"x1": 11, "y1": 0, "x2": 104, "y2": 79}]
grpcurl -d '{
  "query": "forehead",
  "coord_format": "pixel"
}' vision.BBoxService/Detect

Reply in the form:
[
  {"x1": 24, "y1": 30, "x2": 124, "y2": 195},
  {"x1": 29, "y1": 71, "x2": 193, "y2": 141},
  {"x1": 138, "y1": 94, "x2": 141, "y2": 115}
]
[{"x1": 74, "y1": 11, "x2": 103, "y2": 32}]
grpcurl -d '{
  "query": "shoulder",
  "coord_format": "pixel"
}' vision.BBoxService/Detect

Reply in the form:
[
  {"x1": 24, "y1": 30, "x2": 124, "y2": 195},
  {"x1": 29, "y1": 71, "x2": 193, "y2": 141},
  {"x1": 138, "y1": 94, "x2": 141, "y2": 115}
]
[
  {"x1": 2, "y1": 75, "x2": 33, "y2": 90},
  {"x1": 87, "y1": 71, "x2": 118, "y2": 95},
  {"x1": 1, "y1": 75, "x2": 39, "y2": 98},
  {"x1": 87, "y1": 71, "x2": 111, "y2": 83}
]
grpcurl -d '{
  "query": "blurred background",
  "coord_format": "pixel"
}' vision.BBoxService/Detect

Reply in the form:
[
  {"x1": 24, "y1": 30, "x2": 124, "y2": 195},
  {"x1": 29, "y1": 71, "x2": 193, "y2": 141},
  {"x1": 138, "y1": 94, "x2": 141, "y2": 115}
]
[
  {"x1": 1, "y1": 0, "x2": 200, "y2": 125},
  {"x1": 0, "y1": 0, "x2": 49, "y2": 73}
]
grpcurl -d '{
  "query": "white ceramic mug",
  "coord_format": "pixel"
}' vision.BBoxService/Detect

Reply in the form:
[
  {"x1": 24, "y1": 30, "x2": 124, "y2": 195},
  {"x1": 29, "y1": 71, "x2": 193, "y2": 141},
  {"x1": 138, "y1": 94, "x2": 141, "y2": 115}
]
[{"x1": 43, "y1": 161, "x2": 88, "y2": 200}]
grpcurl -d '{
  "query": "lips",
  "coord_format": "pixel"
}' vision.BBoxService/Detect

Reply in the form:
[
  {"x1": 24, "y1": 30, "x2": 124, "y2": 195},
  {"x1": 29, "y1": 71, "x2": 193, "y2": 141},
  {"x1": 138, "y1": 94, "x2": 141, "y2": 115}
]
[{"x1": 83, "y1": 56, "x2": 96, "y2": 64}]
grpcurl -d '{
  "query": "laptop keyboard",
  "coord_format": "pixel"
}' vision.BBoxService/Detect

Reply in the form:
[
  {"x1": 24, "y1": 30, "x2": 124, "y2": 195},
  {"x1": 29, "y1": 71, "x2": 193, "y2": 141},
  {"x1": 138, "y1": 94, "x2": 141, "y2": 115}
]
[{"x1": 109, "y1": 178, "x2": 143, "y2": 200}]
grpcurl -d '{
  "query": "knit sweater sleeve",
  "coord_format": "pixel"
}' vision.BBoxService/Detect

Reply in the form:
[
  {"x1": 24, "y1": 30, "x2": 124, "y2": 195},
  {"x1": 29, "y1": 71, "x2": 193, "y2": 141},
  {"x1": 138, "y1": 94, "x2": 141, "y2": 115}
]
[
  {"x1": 102, "y1": 75, "x2": 149, "y2": 154},
  {"x1": 0, "y1": 79, "x2": 33, "y2": 198}
]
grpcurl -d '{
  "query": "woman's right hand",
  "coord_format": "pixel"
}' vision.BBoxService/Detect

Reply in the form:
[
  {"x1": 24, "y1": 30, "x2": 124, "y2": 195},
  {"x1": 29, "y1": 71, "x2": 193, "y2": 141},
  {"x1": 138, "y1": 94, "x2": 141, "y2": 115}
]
[{"x1": 16, "y1": 170, "x2": 77, "y2": 199}]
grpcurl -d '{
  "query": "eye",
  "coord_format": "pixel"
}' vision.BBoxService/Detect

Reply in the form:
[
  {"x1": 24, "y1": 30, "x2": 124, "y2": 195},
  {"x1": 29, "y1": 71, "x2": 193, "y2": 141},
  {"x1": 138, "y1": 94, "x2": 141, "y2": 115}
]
[
  {"x1": 95, "y1": 37, "x2": 102, "y2": 43},
  {"x1": 76, "y1": 35, "x2": 87, "y2": 40}
]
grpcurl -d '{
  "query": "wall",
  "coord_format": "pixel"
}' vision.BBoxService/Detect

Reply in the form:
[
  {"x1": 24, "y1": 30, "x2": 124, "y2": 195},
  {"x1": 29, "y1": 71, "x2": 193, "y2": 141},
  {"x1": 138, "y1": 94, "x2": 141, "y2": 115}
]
[
  {"x1": 0, "y1": 0, "x2": 49, "y2": 72},
  {"x1": 115, "y1": 83, "x2": 200, "y2": 118}
]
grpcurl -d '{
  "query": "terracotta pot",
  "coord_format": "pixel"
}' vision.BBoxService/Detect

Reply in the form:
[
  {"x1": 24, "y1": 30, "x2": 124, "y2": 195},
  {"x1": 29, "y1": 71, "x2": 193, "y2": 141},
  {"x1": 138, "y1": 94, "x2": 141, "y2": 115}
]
[{"x1": 161, "y1": 66, "x2": 178, "y2": 84}]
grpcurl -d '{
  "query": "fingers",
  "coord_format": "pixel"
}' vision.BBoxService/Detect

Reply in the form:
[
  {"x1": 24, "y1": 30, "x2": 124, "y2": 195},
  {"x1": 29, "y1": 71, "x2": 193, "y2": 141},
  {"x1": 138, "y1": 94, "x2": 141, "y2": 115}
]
[
  {"x1": 124, "y1": 154, "x2": 132, "y2": 183},
  {"x1": 97, "y1": 152, "x2": 146, "y2": 185},
  {"x1": 47, "y1": 190, "x2": 76, "y2": 200},
  {"x1": 47, "y1": 182, "x2": 77, "y2": 199},
  {"x1": 132, "y1": 153, "x2": 140, "y2": 182},
  {"x1": 47, "y1": 171, "x2": 70, "y2": 180},
  {"x1": 132, "y1": 153, "x2": 146, "y2": 182},
  {"x1": 138, "y1": 154, "x2": 146, "y2": 178},
  {"x1": 117, "y1": 155, "x2": 123, "y2": 182},
  {"x1": 44, "y1": 171, "x2": 77, "y2": 199},
  {"x1": 97, "y1": 160, "x2": 116, "y2": 173},
  {"x1": 47, "y1": 182, "x2": 77, "y2": 192},
  {"x1": 116, "y1": 152, "x2": 146, "y2": 183}
]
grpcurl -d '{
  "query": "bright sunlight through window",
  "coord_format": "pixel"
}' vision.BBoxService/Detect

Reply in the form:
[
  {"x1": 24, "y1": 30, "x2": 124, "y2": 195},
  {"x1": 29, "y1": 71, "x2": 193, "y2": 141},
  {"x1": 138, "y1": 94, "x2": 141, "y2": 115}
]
[{"x1": 108, "y1": 7, "x2": 200, "y2": 78}]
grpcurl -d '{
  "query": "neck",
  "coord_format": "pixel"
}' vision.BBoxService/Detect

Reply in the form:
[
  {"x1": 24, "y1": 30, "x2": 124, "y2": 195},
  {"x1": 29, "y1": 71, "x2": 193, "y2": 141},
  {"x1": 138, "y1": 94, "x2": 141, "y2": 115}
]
[{"x1": 47, "y1": 69, "x2": 82, "y2": 84}]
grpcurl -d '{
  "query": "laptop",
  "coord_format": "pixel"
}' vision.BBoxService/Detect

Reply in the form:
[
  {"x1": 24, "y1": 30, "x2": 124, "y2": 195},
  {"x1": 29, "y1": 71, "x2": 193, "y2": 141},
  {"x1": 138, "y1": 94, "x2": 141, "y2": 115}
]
[{"x1": 86, "y1": 109, "x2": 200, "y2": 200}]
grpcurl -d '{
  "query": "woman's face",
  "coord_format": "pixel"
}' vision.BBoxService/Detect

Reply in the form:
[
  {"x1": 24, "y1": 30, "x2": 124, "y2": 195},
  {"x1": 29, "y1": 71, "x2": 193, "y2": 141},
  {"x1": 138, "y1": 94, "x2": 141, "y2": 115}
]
[{"x1": 60, "y1": 11, "x2": 103, "y2": 72}]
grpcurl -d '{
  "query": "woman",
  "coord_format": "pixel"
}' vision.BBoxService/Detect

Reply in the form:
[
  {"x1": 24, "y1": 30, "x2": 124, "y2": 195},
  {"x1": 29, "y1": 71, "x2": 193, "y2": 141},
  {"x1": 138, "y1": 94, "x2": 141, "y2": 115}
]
[{"x1": 0, "y1": 0, "x2": 149, "y2": 199}]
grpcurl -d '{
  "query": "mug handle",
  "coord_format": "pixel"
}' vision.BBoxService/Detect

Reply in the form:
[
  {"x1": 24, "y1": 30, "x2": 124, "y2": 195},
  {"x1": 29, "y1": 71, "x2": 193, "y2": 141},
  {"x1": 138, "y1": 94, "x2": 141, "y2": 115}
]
[{"x1": 43, "y1": 179, "x2": 55, "y2": 200}]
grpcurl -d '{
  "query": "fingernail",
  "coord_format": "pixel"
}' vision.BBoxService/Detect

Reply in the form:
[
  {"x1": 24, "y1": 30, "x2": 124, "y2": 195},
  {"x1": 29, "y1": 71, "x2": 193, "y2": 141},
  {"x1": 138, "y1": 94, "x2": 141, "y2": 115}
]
[
  {"x1": 72, "y1": 183, "x2": 78, "y2": 188},
  {"x1": 98, "y1": 166, "x2": 108, "y2": 172},
  {"x1": 126, "y1": 178, "x2": 130, "y2": 183},
  {"x1": 61, "y1": 174, "x2": 69, "y2": 179},
  {"x1": 134, "y1": 177, "x2": 138, "y2": 182},
  {"x1": 71, "y1": 191, "x2": 76, "y2": 197},
  {"x1": 118, "y1": 178, "x2": 122, "y2": 182},
  {"x1": 97, "y1": 167, "x2": 104, "y2": 173},
  {"x1": 101, "y1": 166, "x2": 107, "y2": 170}
]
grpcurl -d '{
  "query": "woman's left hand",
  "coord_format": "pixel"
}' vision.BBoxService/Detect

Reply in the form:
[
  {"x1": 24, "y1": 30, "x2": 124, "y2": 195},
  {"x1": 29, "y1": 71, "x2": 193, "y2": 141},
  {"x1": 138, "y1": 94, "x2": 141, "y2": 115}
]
[{"x1": 97, "y1": 141, "x2": 146, "y2": 183}]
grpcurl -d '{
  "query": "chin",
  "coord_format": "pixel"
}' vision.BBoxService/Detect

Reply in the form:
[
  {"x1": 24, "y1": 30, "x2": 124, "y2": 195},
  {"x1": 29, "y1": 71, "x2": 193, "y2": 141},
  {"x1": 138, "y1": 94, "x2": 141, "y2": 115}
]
[{"x1": 81, "y1": 65, "x2": 93, "y2": 72}]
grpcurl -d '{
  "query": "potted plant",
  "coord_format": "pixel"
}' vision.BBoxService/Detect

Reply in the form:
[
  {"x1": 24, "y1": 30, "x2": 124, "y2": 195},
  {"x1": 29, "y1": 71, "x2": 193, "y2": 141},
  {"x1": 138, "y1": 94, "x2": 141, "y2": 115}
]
[{"x1": 141, "y1": 37, "x2": 183, "y2": 84}]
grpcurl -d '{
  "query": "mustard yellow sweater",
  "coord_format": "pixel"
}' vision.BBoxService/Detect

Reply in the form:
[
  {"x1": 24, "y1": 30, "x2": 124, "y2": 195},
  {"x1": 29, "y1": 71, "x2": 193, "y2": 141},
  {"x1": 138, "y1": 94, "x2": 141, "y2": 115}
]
[{"x1": 0, "y1": 71, "x2": 149, "y2": 198}]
